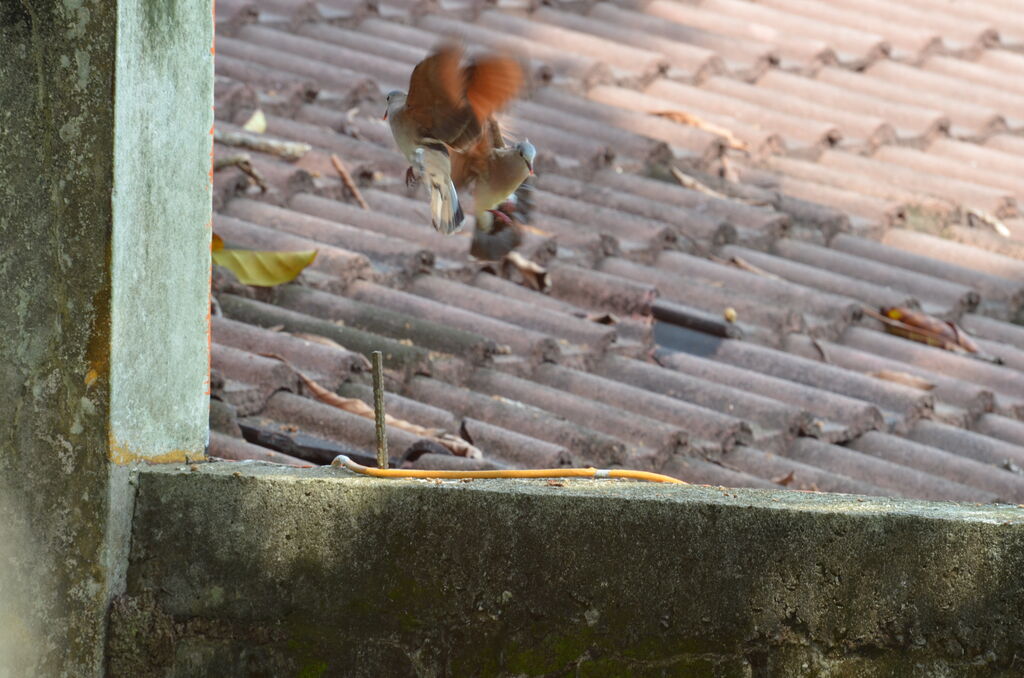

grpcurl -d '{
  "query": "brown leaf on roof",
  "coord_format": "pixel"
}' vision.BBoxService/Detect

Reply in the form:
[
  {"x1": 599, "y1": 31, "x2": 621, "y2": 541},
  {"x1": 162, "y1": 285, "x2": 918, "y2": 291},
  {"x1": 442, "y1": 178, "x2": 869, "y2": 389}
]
[
  {"x1": 653, "y1": 111, "x2": 748, "y2": 151},
  {"x1": 505, "y1": 251, "x2": 550, "y2": 292},
  {"x1": 290, "y1": 332, "x2": 372, "y2": 370},
  {"x1": 883, "y1": 306, "x2": 979, "y2": 353},
  {"x1": 579, "y1": 312, "x2": 619, "y2": 326},
  {"x1": 772, "y1": 470, "x2": 795, "y2": 487},
  {"x1": 866, "y1": 307, "x2": 995, "y2": 362},
  {"x1": 868, "y1": 370, "x2": 936, "y2": 391}
]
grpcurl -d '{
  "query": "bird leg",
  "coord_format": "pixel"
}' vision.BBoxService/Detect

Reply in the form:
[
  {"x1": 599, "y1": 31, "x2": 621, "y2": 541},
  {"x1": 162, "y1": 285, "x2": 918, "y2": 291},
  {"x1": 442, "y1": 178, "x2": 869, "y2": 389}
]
[
  {"x1": 405, "y1": 166, "x2": 420, "y2": 188},
  {"x1": 486, "y1": 208, "x2": 514, "y2": 227}
]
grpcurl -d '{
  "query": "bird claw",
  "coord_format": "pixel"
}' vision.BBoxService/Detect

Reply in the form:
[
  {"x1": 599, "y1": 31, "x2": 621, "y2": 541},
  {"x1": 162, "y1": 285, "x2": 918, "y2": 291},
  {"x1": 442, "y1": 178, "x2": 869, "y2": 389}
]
[{"x1": 405, "y1": 166, "x2": 419, "y2": 188}]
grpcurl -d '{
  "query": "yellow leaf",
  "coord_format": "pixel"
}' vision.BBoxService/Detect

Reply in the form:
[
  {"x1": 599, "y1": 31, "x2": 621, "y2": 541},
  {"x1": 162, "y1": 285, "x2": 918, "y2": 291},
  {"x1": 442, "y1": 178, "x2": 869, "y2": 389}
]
[
  {"x1": 211, "y1": 233, "x2": 224, "y2": 251},
  {"x1": 242, "y1": 109, "x2": 267, "y2": 134},
  {"x1": 212, "y1": 248, "x2": 317, "y2": 287}
]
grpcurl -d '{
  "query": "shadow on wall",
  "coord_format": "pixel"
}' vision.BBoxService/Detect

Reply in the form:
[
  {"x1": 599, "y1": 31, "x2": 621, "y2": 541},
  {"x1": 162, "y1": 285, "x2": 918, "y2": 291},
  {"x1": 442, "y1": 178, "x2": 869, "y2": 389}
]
[{"x1": 0, "y1": 486, "x2": 45, "y2": 678}]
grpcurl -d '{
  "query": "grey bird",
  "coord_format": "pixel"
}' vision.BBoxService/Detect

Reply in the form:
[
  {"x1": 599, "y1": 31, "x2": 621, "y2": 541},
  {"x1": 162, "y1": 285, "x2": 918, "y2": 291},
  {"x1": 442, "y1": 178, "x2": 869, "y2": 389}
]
[
  {"x1": 450, "y1": 116, "x2": 536, "y2": 259},
  {"x1": 463, "y1": 137, "x2": 536, "y2": 234}
]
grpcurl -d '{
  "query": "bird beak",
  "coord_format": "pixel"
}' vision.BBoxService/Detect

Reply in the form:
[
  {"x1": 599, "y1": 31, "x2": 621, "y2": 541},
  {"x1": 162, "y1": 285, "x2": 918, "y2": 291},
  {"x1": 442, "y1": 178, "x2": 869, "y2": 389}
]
[
  {"x1": 382, "y1": 108, "x2": 389, "y2": 121},
  {"x1": 526, "y1": 158, "x2": 534, "y2": 175}
]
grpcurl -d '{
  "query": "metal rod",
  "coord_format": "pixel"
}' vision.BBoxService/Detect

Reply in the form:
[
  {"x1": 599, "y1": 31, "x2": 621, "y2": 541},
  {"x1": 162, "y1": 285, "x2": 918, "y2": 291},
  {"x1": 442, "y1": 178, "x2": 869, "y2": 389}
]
[{"x1": 371, "y1": 351, "x2": 388, "y2": 469}]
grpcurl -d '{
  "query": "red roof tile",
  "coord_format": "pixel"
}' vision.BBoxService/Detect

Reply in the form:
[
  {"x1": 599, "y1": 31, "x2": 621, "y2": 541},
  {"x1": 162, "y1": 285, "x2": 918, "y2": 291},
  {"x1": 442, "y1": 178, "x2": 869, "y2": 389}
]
[{"x1": 205, "y1": 0, "x2": 1024, "y2": 503}]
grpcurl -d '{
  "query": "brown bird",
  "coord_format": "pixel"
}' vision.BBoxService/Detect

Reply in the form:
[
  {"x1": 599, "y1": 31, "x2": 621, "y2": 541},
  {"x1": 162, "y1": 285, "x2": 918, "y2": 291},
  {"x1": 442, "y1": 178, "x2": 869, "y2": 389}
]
[{"x1": 384, "y1": 43, "x2": 524, "y2": 234}]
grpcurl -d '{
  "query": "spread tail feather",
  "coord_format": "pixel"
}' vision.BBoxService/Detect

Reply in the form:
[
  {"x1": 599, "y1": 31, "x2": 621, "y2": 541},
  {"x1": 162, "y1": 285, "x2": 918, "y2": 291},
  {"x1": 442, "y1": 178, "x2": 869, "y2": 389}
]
[{"x1": 430, "y1": 176, "x2": 464, "y2": 235}]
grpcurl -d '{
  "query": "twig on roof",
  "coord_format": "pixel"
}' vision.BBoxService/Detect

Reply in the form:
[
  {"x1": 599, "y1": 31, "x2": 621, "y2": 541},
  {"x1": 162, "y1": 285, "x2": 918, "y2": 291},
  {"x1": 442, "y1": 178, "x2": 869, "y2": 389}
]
[
  {"x1": 728, "y1": 256, "x2": 784, "y2": 281},
  {"x1": 965, "y1": 207, "x2": 1011, "y2": 238},
  {"x1": 260, "y1": 351, "x2": 484, "y2": 460},
  {"x1": 653, "y1": 111, "x2": 749, "y2": 152},
  {"x1": 213, "y1": 153, "x2": 268, "y2": 192},
  {"x1": 809, "y1": 337, "x2": 831, "y2": 364},
  {"x1": 670, "y1": 166, "x2": 730, "y2": 200},
  {"x1": 214, "y1": 128, "x2": 311, "y2": 161},
  {"x1": 331, "y1": 153, "x2": 370, "y2": 210}
]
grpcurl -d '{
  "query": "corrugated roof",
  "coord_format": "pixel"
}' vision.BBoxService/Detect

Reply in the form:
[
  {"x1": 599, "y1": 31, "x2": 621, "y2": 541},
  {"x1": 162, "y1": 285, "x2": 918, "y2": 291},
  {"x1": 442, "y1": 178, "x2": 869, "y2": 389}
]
[{"x1": 208, "y1": 0, "x2": 1024, "y2": 504}]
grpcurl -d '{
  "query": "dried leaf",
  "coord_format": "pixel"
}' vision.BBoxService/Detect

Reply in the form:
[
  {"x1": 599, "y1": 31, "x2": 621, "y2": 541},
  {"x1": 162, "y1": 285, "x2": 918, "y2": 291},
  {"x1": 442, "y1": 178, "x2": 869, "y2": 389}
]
[
  {"x1": 212, "y1": 248, "x2": 317, "y2": 287},
  {"x1": 587, "y1": 312, "x2": 619, "y2": 325},
  {"x1": 438, "y1": 433, "x2": 484, "y2": 460},
  {"x1": 263, "y1": 353, "x2": 484, "y2": 459},
  {"x1": 652, "y1": 111, "x2": 748, "y2": 151},
  {"x1": 298, "y1": 371, "x2": 442, "y2": 437},
  {"x1": 879, "y1": 307, "x2": 979, "y2": 354},
  {"x1": 290, "y1": 332, "x2": 347, "y2": 351},
  {"x1": 290, "y1": 332, "x2": 373, "y2": 369},
  {"x1": 211, "y1": 233, "x2": 224, "y2": 252},
  {"x1": 869, "y1": 370, "x2": 936, "y2": 391},
  {"x1": 772, "y1": 470, "x2": 795, "y2": 487},
  {"x1": 946, "y1": 322, "x2": 982, "y2": 355},
  {"x1": 241, "y1": 109, "x2": 267, "y2": 134},
  {"x1": 505, "y1": 251, "x2": 550, "y2": 292}
]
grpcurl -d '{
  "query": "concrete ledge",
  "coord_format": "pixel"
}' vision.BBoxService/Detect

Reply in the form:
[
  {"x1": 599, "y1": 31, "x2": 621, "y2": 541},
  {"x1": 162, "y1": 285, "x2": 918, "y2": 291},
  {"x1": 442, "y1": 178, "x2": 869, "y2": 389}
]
[{"x1": 111, "y1": 463, "x2": 1024, "y2": 677}]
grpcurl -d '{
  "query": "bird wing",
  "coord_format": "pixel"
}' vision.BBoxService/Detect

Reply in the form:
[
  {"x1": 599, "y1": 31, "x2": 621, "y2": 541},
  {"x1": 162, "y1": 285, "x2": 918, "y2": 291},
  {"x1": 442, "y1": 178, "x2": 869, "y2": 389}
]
[
  {"x1": 404, "y1": 44, "x2": 480, "y2": 148},
  {"x1": 464, "y1": 55, "x2": 524, "y2": 123},
  {"x1": 446, "y1": 55, "x2": 524, "y2": 151}
]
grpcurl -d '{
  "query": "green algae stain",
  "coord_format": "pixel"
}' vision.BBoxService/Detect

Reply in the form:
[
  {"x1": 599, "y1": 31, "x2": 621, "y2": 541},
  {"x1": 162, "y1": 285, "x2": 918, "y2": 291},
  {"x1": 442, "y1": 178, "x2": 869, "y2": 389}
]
[
  {"x1": 297, "y1": 660, "x2": 328, "y2": 678},
  {"x1": 142, "y1": 0, "x2": 181, "y2": 45}
]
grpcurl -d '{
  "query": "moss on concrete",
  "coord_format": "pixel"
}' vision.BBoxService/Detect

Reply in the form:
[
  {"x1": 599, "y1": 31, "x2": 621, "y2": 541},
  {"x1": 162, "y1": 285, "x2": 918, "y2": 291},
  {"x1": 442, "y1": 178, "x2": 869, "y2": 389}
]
[
  {"x1": 112, "y1": 464, "x2": 1024, "y2": 676},
  {"x1": 0, "y1": 1, "x2": 212, "y2": 675},
  {"x1": 0, "y1": 3, "x2": 119, "y2": 675}
]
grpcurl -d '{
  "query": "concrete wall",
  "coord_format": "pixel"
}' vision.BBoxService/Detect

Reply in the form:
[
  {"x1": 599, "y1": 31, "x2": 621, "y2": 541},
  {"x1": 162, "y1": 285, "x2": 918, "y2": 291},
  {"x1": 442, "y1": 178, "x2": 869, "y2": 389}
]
[
  {"x1": 0, "y1": 2, "x2": 212, "y2": 675},
  {"x1": 112, "y1": 464, "x2": 1024, "y2": 677}
]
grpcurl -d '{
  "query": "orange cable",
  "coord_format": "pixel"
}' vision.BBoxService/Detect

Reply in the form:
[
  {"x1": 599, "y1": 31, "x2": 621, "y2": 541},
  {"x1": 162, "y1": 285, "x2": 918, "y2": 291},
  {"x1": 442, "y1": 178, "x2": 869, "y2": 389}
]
[{"x1": 331, "y1": 455, "x2": 686, "y2": 484}]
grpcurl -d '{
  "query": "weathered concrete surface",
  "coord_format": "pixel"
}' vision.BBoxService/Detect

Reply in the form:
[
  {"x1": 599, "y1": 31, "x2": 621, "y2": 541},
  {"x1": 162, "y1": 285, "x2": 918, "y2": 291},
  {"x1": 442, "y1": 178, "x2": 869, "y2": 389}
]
[
  {"x1": 114, "y1": 464, "x2": 1024, "y2": 677},
  {"x1": 0, "y1": 2, "x2": 212, "y2": 675},
  {"x1": 110, "y1": 0, "x2": 213, "y2": 460}
]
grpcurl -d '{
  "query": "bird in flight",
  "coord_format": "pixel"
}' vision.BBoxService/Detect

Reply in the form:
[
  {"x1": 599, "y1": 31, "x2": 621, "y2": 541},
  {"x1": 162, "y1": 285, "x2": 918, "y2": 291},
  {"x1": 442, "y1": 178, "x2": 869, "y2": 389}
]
[{"x1": 384, "y1": 43, "x2": 525, "y2": 235}]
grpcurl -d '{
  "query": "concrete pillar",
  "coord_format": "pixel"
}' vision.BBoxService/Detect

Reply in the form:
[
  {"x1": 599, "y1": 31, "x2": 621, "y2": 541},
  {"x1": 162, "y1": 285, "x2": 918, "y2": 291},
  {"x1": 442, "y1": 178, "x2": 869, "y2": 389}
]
[{"x1": 0, "y1": 1, "x2": 212, "y2": 675}]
